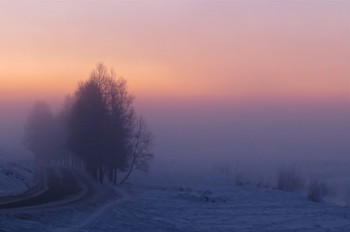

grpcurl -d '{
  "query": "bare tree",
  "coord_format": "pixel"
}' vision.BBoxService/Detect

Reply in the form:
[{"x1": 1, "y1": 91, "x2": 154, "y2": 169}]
[
  {"x1": 120, "y1": 117, "x2": 154, "y2": 185},
  {"x1": 89, "y1": 64, "x2": 135, "y2": 180},
  {"x1": 67, "y1": 78, "x2": 109, "y2": 181},
  {"x1": 67, "y1": 64, "x2": 153, "y2": 184},
  {"x1": 307, "y1": 179, "x2": 327, "y2": 202}
]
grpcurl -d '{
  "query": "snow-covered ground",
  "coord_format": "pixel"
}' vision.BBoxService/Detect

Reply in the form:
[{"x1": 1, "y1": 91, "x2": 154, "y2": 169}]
[
  {"x1": 0, "y1": 149, "x2": 37, "y2": 197},
  {"x1": 1, "y1": 164, "x2": 350, "y2": 232},
  {"x1": 73, "y1": 172, "x2": 350, "y2": 232}
]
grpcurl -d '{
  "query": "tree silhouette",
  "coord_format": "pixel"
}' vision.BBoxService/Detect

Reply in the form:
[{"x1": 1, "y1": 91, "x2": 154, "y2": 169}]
[
  {"x1": 67, "y1": 64, "x2": 153, "y2": 183},
  {"x1": 120, "y1": 116, "x2": 154, "y2": 185},
  {"x1": 24, "y1": 64, "x2": 153, "y2": 184},
  {"x1": 67, "y1": 78, "x2": 109, "y2": 181}
]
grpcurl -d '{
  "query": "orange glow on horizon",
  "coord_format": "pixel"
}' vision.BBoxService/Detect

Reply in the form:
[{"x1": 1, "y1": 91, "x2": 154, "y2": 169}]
[{"x1": 0, "y1": 1, "x2": 348, "y2": 104}]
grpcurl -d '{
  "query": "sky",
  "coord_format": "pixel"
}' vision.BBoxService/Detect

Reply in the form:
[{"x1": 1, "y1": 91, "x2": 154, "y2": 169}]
[{"x1": 0, "y1": 1, "x2": 349, "y2": 161}]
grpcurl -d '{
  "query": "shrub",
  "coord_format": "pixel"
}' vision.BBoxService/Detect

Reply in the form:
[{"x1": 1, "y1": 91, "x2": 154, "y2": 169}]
[
  {"x1": 235, "y1": 173, "x2": 250, "y2": 186},
  {"x1": 307, "y1": 179, "x2": 327, "y2": 202},
  {"x1": 277, "y1": 168, "x2": 304, "y2": 192}
]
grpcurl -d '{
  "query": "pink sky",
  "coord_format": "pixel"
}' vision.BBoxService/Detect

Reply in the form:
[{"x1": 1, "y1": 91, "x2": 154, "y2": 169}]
[{"x1": 0, "y1": 1, "x2": 348, "y2": 102}]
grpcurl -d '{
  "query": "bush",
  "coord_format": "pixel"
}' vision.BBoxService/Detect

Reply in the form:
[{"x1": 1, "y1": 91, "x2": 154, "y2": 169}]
[
  {"x1": 277, "y1": 168, "x2": 304, "y2": 192},
  {"x1": 234, "y1": 173, "x2": 250, "y2": 186},
  {"x1": 307, "y1": 179, "x2": 327, "y2": 202},
  {"x1": 256, "y1": 181, "x2": 271, "y2": 189}
]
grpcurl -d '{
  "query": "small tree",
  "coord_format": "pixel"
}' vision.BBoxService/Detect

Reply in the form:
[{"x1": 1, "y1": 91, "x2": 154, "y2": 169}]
[
  {"x1": 307, "y1": 179, "x2": 327, "y2": 202},
  {"x1": 277, "y1": 167, "x2": 304, "y2": 192},
  {"x1": 120, "y1": 117, "x2": 154, "y2": 185}
]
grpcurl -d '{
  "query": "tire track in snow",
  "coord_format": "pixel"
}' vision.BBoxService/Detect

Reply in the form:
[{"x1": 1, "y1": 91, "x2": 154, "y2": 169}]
[{"x1": 52, "y1": 186, "x2": 130, "y2": 232}]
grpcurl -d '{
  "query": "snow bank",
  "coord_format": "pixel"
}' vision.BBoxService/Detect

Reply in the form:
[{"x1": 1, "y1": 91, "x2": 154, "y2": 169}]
[{"x1": 0, "y1": 149, "x2": 37, "y2": 197}]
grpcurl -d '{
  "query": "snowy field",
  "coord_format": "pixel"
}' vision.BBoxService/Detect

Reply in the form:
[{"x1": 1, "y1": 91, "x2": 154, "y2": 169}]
[
  {"x1": 1, "y1": 159, "x2": 350, "y2": 232},
  {"x1": 0, "y1": 149, "x2": 37, "y2": 198}
]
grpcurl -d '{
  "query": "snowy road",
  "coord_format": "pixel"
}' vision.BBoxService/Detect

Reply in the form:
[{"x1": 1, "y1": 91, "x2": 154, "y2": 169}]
[{"x1": 0, "y1": 168, "x2": 89, "y2": 210}]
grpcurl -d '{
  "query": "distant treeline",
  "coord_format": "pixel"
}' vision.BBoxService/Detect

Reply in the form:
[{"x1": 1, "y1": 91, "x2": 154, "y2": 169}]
[{"x1": 24, "y1": 64, "x2": 153, "y2": 185}]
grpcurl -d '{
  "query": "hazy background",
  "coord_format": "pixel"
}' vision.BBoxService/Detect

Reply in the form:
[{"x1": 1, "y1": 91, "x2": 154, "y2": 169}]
[{"x1": 0, "y1": 1, "x2": 349, "y2": 164}]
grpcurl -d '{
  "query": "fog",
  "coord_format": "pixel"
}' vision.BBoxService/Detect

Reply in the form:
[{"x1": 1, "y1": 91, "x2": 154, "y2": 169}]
[
  {"x1": 1, "y1": 96, "x2": 349, "y2": 162},
  {"x1": 135, "y1": 97, "x2": 349, "y2": 162},
  {"x1": 0, "y1": 95, "x2": 349, "y2": 205},
  {"x1": 0, "y1": 98, "x2": 62, "y2": 157}
]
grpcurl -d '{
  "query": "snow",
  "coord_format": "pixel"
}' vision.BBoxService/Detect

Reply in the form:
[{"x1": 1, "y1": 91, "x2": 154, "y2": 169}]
[
  {"x1": 1, "y1": 160, "x2": 350, "y2": 231},
  {"x1": 0, "y1": 149, "x2": 37, "y2": 197},
  {"x1": 75, "y1": 173, "x2": 350, "y2": 232}
]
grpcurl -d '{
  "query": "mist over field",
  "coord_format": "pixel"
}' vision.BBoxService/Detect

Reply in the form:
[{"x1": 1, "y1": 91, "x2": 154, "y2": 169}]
[
  {"x1": 1, "y1": 96, "x2": 349, "y2": 184},
  {"x1": 1, "y1": 97, "x2": 349, "y2": 161},
  {"x1": 3, "y1": 94, "x2": 349, "y2": 209},
  {"x1": 137, "y1": 97, "x2": 350, "y2": 161}
]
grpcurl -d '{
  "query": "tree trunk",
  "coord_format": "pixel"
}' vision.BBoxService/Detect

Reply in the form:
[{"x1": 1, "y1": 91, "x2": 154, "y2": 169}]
[
  {"x1": 119, "y1": 156, "x2": 136, "y2": 185},
  {"x1": 98, "y1": 166, "x2": 104, "y2": 183},
  {"x1": 108, "y1": 168, "x2": 113, "y2": 183},
  {"x1": 113, "y1": 169, "x2": 117, "y2": 184},
  {"x1": 119, "y1": 168, "x2": 132, "y2": 185}
]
